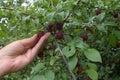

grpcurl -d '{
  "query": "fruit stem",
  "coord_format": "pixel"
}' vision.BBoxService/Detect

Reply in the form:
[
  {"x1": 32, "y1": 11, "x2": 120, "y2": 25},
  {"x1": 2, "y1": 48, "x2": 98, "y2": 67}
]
[{"x1": 54, "y1": 39, "x2": 77, "y2": 80}]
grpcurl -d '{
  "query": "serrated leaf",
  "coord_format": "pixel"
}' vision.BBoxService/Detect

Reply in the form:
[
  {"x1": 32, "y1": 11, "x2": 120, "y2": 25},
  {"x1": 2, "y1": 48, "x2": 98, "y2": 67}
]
[
  {"x1": 68, "y1": 56, "x2": 78, "y2": 70},
  {"x1": 84, "y1": 49, "x2": 102, "y2": 63},
  {"x1": 86, "y1": 69, "x2": 98, "y2": 80}
]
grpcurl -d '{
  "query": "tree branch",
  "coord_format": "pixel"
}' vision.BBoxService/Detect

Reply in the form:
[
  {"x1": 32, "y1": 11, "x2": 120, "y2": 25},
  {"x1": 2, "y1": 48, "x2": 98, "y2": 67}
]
[
  {"x1": 50, "y1": 0, "x2": 54, "y2": 8},
  {"x1": 64, "y1": 0, "x2": 81, "y2": 22},
  {"x1": 0, "y1": 7, "x2": 14, "y2": 11},
  {"x1": 55, "y1": 39, "x2": 77, "y2": 80}
]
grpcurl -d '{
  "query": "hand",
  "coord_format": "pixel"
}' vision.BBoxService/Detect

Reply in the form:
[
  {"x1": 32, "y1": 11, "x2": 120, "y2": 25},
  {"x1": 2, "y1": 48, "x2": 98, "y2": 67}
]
[{"x1": 0, "y1": 32, "x2": 51, "y2": 77}]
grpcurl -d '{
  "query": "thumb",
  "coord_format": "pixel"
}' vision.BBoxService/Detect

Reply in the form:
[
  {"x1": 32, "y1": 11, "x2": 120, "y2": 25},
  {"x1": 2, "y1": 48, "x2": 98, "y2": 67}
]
[{"x1": 19, "y1": 34, "x2": 39, "y2": 49}]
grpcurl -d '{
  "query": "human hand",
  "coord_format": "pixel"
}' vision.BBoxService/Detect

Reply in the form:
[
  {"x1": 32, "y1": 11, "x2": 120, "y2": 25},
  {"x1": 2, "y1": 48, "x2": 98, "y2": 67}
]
[{"x1": 0, "y1": 32, "x2": 51, "y2": 77}]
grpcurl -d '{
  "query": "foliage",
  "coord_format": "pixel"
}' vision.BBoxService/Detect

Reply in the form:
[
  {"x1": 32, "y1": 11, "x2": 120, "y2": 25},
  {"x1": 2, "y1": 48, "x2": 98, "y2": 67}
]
[{"x1": 0, "y1": 0, "x2": 120, "y2": 80}]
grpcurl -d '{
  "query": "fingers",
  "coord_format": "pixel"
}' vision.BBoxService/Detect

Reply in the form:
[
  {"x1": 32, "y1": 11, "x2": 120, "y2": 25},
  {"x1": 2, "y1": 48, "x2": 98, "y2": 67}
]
[
  {"x1": 32, "y1": 32, "x2": 51, "y2": 56},
  {"x1": 24, "y1": 32, "x2": 51, "y2": 61},
  {"x1": 19, "y1": 34, "x2": 39, "y2": 49}
]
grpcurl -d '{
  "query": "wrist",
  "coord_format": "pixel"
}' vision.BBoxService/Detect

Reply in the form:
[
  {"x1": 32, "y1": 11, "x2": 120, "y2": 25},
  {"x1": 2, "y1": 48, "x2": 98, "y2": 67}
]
[
  {"x1": 0, "y1": 58, "x2": 12, "y2": 77},
  {"x1": 0, "y1": 60, "x2": 6, "y2": 77}
]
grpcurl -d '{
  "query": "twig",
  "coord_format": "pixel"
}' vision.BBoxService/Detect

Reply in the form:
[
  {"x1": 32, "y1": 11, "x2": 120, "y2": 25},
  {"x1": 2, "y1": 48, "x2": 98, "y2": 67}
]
[
  {"x1": 64, "y1": 0, "x2": 81, "y2": 22},
  {"x1": 54, "y1": 39, "x2": 77, "y2": 80},
  {"x1": 0, "y1": 7, "x2": 14, "y2": 11},
  {"x1": 50, "y1": 0, "x2": 54, "y2": 8}
]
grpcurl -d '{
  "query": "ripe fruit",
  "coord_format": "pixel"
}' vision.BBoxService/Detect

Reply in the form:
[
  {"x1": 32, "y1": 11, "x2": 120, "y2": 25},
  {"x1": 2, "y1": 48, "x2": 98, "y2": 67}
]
[
  {"x1": 81, "y1": 34, "x2": 88, "y2": 41},
  {"x1": 38, "y1": 51, "x2": 44, "y2": 58},
  {"x1": 48, "y1": 22, "x2": 55, "y2": 32},
  {"x1": 95, "y1": 9, "x2": 101, "y2": 15},
  {"x1": 37, "y1": 31, "x2": 44, "y2": 39},
  {"x1": 76, "y1": 63, "x2": 83, "y2": 74},
  {"x1": 56, "y1": 22, "x2": 64, "y2": 30},
  {"x1": 113, "y1": 12, "x2": 118, "y2": 18},
  {"x1": 56, "y1": 31, "x2": 64, "y2": 40},
  {"x1": 82, "y1": 77, "x2": 90, "y2": 80},
  {"x1": 48, "y1": 46, "x2": 54, "y2": 50},
  {"x1": 117, "y1": 42, "x2": 120, "y2": 47}
]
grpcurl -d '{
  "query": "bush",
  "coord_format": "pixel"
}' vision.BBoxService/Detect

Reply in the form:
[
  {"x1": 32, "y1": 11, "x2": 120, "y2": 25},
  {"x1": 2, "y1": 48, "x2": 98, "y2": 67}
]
[{"x1": 0, "y1": 0, "x2": 120, "y2": 80}]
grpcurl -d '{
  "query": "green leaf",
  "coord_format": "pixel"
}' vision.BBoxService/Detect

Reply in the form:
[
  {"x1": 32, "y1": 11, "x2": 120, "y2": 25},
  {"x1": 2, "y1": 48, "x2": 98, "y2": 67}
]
[
  {"x1": 62, "y1": 46, "x2": 76, "y2": 58},
  {"x1": 67, "y1": 41, "x2": 75, "y2": 47},
  {"x1": 55, "y1": 12, "x2": 65, "y2": 22},
  {"x1": 113, "y1": 31, "x2": 120, "y2": 40},
  {"x1": 50, "y1": 57, "x2": 56, "y2": 65},
  {"x1": 104, "y1": 21, "x2": 117, "y2": 26},
  {"x1": 86, "y1": 69, "x2": 98, "y2": 80},
  {"x1": 76, "y1": 41, "x2": 89, "y2": 50},
  {"x1": 32, "y1": 75, "x2": 46, "y2": 80},
  {"x1": 45, "y1": 70, "x2": 55, "y2": 80},
  {"x1": 68, "y1": 56, "x2": 78, "y2": 70},
  {"x1": 32, "y1": 63, "x2": 45, "y2": 72},
  {"x1": 64, "y1": 35, "x2": 72, "y2": 42},
  {"x1": 87, "y1": 63, "x2": 98, "y2": 71},
  {"x1": 108, "y1": 34, "x2": 117, "y2": 47},
  {"x1": 67, "y1": 37, "x2": 89, "y2": 50},
  {"x1": 97, "y1": 23, "x2": 106, "y2": 31},
  {"x1": 96, "y1": 12, "x2": 105, "y2": 22},
  {"x1": 22, "y1": 16, "x2": 30, "y2": 21},
  {"x1": 84, "y1": 49, "x2": 102, "y2": 63},
  {"x1": 45, "y1": 12, "x2": 55, "y2": 21}
]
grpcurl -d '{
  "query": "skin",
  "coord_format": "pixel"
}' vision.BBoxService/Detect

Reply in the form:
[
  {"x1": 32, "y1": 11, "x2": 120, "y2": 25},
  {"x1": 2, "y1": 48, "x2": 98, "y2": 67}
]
[{"x1": 0, "y1": 32, "x2": 51, "y2": 77}]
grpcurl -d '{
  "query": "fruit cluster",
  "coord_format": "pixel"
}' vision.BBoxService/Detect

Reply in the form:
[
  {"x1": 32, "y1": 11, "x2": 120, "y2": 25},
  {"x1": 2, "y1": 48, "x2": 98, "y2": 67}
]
[
  {"x1": 47, "y1": 22, "x2": 64, "y2": 40},
  {"x1": 37, "y1": 21, "x2": 65, "y2": 58}
]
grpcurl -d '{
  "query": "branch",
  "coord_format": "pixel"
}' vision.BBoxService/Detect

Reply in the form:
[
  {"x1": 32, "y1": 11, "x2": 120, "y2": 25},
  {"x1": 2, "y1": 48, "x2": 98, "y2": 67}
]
[
  {"x1": 64, "y1": 0, "x2": 81, "y2": 22},
  {"x1": 0, "y1": 7, "x2": 14, "y2": 11},
  {"x1": 50, "y1": 0, "x2": 54, "y2": 8},
  {"x1": 55, "y1": 39, "x2": 77, "y2": 80}
]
